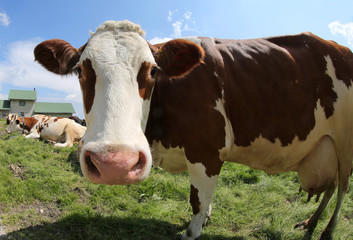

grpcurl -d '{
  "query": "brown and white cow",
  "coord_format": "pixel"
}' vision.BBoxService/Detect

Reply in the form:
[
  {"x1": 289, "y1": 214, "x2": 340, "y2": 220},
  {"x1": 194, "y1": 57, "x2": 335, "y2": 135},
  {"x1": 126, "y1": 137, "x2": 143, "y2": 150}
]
[
  {"x1": 34, "y1": 20, "x2": 353, "y2": 239},
  {"x1": 7, "y1": 115, "x2": 86, "y2": 147}
]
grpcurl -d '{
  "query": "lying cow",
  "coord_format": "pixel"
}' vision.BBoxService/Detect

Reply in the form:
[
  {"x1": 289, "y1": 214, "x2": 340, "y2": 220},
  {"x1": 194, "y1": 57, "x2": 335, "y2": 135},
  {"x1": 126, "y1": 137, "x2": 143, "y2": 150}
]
[
  {"x1": 34, "y1": 20, "x2": 353, "y2": 239},
  {"x1": 7, "y1": 115, "x2": 86, "y2": 148},
  {"x1": 69, "y1": 116, "x2": 86, "y2": 126}
]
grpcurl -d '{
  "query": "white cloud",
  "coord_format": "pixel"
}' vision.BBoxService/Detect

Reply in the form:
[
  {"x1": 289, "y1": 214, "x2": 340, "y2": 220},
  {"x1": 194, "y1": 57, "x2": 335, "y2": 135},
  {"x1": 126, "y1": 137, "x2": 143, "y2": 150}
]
[
  {"x1": 169, "y1": 10, "x2": 196, "y2": 38},
  {"x1": 149, "y1": 37, "x2": 172, "y2": 45},
  {"x1": 172, "y1": 21, "x2": 182, "y2": 38},
  {"x1": 0, "y1": 39, "x2": 82, "y2": 102},
  {"x1": 0, "y1": 11, "x2": 10, "y2": 27},
  {"x1": 167, "y1": 10, "x2": 173, "y2": 22},
  {"x1": 184, "y1": 11, "x2": 192, "y2": 20},
  {"x1": 329, "y1": 21, "x2": 353, "y2": 48}
]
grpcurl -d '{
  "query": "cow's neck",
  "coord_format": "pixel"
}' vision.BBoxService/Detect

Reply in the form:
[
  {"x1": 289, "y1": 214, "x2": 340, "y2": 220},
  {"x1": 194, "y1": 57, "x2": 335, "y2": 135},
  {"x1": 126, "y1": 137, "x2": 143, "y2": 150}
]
[
  {"x1": 21, "y1": 118, "x2": 38, "y2": 132},
  {"x1": 145, "y1": 81, "x2": 166, "y2": 144}
]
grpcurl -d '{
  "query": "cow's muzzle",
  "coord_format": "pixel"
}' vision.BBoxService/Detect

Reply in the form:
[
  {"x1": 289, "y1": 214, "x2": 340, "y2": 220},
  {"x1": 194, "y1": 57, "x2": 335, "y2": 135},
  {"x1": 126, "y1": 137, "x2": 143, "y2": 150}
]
[{"x1": 81, "y1": 144, "x2": 149, "y2": 185}]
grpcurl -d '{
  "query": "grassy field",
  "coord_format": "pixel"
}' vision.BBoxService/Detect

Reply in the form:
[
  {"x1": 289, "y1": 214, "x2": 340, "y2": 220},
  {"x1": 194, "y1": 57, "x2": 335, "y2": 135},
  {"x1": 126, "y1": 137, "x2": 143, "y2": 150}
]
[{"x1": 0, "y1": 119, "x2": 352, "y2": 240}]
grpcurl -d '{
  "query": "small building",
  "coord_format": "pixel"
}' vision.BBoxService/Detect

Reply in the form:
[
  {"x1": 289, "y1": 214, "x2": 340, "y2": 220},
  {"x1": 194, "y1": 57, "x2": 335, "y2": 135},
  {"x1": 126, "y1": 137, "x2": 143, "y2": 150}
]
[
  {"x1": 8, "y1": 89, "x2": 37, "y2": 117},
  {"x1": 34, "y1": 102, "x2": 75, "y2": 118},
  {"x1": 1, "y1": 89, "x2": 76, "y2": 118}
]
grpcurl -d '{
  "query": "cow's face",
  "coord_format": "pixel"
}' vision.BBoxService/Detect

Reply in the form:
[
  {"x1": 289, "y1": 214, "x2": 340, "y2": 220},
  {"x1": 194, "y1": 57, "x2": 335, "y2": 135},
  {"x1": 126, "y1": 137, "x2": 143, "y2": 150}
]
[
  {"x1": 5, "y1": 114, "x2": 14, "y2": 125},
  {"x1": 34, "y1": 20, "x2": 204, "y2": 185},
  {"x1": 6, "y1": 118, "x2": 22, "y2": 134}
]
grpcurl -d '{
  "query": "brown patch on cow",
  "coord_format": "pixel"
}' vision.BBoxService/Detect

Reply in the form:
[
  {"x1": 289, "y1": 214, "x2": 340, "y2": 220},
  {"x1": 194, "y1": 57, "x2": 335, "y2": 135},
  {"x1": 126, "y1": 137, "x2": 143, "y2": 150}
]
[
  {"x1": 34, "y1": 39, "x2": 81, "y2": 75},
  {"x1": 79, "y1": 59, "x2": 96, "y2": 114},
  {"x1": 145, "y1": 38, "x2": 226, "y2": 178},
  {"x1": 137, "y1": 61, "x2": 156, "y2": 100},
  {"x1": 214, "y1": 33, "x2": 353, "y2": 146},
  {"x1": 190, "y1": 185, "x2": 200, "y2": 215},
  {"x1": 153, "y1": 39, "x2": 205, "y2": 79},
  {"x1": 54, "y1": 117, "x2": 63, "y2": 122},
  {"x1": 20, "y1": 118, "x2": 39, "y2": 132}
]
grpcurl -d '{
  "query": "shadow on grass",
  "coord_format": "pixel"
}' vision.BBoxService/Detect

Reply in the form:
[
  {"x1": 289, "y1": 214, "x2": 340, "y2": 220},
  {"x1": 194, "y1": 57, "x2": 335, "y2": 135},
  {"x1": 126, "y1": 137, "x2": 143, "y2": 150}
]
[
  {"x1": 0, "y1": 213, "x2": 247, "y2": 240},
  {"x1": 67, "y1": 148, "x2": 82, "y2": 175}
]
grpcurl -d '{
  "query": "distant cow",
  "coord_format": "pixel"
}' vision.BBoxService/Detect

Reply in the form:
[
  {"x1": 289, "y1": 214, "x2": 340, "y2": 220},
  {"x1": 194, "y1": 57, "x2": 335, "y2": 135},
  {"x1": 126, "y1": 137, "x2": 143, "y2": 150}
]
[
  {"x1": 69, "y1": 116, "x2": 86, "y2": 126},
  {"x1": 7, "y1": 115, "x2": 86, "y2": 147},
  {"x1": 34, "y1": 20, "x2": 353, "y2": 239},
  {"x1": 5, "y1": 114, "x2": 16, "y2": 125}
]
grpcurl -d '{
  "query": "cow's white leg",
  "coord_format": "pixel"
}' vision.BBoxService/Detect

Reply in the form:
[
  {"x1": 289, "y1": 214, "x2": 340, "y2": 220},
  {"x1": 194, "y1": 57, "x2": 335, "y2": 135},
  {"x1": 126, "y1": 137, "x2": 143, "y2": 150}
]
[
  {"x1": 54, "y1": 126, "x2": 74, "y2": 148},
  {"x1": 181, "y1": 161, "x2": 222, "y2": 240},
  {"x1": 25, "y1": 132, "x2": 40, "y2": 139}
]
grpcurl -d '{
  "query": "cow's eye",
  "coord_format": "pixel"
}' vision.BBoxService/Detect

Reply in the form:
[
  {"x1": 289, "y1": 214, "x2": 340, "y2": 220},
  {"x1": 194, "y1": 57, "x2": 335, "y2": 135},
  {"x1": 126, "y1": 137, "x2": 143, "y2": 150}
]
[
  {"x1": 76, "y1": 67, "x2": 82, "y2": 76},
  {"x1": 150, "y1": 67, "x2": 157, "y2": 77}
]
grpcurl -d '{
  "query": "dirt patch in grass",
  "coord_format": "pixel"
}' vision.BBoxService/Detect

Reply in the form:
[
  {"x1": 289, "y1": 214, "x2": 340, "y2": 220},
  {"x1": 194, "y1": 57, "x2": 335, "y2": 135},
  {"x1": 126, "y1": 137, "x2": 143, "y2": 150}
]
[
  {"x1": 1, "y1": 200, "x2": 62, "y2": 232},
  {"x1": 9, "y1": 163, "x2": 26, "y2": 180}
]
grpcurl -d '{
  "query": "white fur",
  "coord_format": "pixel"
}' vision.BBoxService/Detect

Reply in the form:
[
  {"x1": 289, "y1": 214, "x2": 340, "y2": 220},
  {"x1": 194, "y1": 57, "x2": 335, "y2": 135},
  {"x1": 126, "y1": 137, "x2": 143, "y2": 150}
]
[
  {"x1": 181, "y1": 162, "x2": 219, "y2": 240},
  {"x1": 214, "y1": 89, "x2": 234, "y2": 161}
]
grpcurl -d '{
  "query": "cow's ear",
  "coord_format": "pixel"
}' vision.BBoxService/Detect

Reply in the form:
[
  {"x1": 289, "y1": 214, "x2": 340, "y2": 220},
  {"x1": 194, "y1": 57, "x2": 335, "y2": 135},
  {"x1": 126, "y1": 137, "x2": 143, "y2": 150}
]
[
  {"x1": 34, "y1": 39, "x2": 81, "y2": 75},
  {"x1": 153, "y1": 39, "x2": 205, "y2": 79}
]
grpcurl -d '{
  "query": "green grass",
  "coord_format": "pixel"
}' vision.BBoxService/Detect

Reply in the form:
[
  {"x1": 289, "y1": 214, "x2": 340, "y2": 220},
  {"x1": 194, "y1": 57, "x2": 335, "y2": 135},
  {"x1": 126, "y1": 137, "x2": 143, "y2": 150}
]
[{"x1": 0, "y1": 119, "x2": 352, "y2": 240}]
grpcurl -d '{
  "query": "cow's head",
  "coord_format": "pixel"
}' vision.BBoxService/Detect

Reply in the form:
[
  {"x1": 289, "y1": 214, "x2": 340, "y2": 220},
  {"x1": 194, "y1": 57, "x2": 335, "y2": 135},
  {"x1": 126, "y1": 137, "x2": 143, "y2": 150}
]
[
  {"x1": 5, "y1": 114, "x2": 15, "y2": 125},
  {"x1": 34, "y1": 20, "x2": 204, "y2": 185},
  {"x1": 6, "y1": 116, "x2": 22, "y2": 134}
]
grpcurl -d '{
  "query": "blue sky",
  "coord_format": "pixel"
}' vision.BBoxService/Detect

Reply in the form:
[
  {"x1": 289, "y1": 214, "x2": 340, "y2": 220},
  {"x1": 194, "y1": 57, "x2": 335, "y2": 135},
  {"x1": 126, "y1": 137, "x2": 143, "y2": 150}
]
[{"x1": 1, "y1": 0, "x2": 353, "y2": 118}]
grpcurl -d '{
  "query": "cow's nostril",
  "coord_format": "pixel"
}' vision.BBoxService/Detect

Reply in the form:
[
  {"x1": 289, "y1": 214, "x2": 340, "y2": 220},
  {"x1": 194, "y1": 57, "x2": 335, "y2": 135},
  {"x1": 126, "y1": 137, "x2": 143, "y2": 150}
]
[
  {"x1": 130, "y1": 152, "x2": 146, "y2": 174},
  {"x1": 85, "y1": 152, "x2": 100, "y2": 177}
]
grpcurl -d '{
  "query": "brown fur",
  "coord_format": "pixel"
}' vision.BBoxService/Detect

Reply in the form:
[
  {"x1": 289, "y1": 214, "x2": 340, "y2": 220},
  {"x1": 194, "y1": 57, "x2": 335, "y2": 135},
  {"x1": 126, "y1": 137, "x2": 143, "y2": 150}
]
[
  {"x1": 153, "y1": 39, "x2": 205, "y2": 79},
  {"x1": 79, "y1": 59, "x2": 97, "y2": 114},
  {"x1": 18, "y1": 117, "x2": 39, "y2": 132},
  {"x1": 34, "y1": 39, "x2": 80, "y2": 75},
  {"x1": 137, "y1": 61, "x2": 156, "y2": 100}
]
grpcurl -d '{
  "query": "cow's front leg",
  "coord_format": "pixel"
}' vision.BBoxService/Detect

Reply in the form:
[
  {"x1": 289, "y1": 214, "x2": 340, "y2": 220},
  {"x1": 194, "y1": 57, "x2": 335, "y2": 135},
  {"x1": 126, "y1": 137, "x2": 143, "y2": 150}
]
[
  {"x1": 25, "y1": 131, "x2": 40, "y2": 139},
  {"x1": 181, "y1": 160, "x2": 223, "y2": 240}
]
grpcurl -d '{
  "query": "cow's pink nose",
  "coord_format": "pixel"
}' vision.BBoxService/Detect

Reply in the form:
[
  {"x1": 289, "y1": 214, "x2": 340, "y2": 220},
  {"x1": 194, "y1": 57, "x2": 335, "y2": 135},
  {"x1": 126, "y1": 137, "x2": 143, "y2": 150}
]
[{"x1": 83, "y1": 146, "x2": 147, "y2": 185}]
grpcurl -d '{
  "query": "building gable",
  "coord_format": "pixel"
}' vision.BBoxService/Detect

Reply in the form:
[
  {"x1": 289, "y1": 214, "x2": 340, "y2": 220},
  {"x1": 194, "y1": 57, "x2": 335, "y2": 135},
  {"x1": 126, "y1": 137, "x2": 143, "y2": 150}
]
[{"x1": 8, "y1": 90, "x2": 37, "y2": 100}]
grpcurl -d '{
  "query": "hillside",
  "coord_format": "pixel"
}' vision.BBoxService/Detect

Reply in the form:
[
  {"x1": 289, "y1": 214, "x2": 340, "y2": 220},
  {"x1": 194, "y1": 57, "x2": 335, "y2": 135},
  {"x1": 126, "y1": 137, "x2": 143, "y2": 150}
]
[{"x1": 0, "y1": 119, "x2": 352, "y2": 240}]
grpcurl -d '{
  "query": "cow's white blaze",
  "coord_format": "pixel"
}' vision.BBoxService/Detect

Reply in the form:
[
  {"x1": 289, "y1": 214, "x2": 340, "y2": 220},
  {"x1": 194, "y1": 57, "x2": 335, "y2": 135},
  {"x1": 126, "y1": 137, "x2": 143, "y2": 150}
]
[{"x1": 78, "y1": 21, "x2": 156, "y2": 183}]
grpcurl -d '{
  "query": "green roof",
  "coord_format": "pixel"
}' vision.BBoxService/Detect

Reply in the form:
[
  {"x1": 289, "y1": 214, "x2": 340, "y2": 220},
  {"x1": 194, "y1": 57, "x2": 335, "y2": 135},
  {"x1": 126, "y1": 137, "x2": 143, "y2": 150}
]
[
  {"x1": 34, "y1": 102, "x2": 75, "y2": 114},
  {"x1": 8, "y1": 89, "x2": 37, "y2": 100},
  {"x1": 0, "y1": 100, "x2": 10, "y2": 110}
]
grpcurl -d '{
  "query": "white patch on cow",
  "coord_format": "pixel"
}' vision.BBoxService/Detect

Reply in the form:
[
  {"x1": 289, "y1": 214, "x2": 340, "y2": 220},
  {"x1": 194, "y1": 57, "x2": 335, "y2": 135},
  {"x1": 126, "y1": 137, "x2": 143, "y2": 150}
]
[
  {"x1": 325, "y1": 55, "x2": 351, "y2": 95},
  {"x1": 214, "y1": 89, "x2": 234, "y2": 161},
  {"x1": 214, "y1": 71, "x2": 219, "y2": 78},
  {"x1": 183, "y1": 161, "x2": 219, "y2": 240},
  {"x1": 181, "y1": 36, "x2": 201, "y2": 46},
  {"x1": 227, "y1": 100, "x2": 328, "y2": 174},
  {"x1": 151, "y1": 140, "x2": 187, "y2": 173}
]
